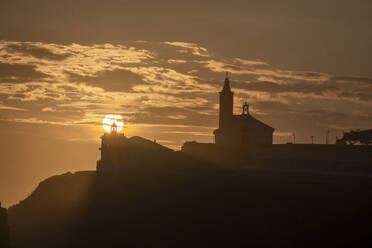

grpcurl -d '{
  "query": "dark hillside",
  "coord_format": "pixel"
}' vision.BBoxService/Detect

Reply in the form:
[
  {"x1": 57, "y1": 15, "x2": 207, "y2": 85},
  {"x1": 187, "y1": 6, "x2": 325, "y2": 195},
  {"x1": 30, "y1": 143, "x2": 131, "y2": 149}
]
[{"x1": 8, "y1": 166, "x2": 372, "y2": 248}]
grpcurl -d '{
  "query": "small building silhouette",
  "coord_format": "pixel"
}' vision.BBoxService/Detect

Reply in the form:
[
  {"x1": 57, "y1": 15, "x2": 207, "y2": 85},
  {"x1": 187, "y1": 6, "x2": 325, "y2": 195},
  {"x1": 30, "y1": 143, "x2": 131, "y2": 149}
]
[
  {"x1": 96, "y1": 123, "x2": 174, "y2": 174},
  {"x1": 214, "y1": 73, "x2": 274, "y2": 146},
  {"x1": 97, "y1": 123, "x2": 126, "y2": 173}
]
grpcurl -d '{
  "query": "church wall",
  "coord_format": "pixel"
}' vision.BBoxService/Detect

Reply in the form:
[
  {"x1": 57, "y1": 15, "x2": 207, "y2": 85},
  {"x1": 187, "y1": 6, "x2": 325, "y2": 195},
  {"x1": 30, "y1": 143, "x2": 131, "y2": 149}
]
[{"x1": 216, "y1": 125, "x2": 273, "y2": 147}]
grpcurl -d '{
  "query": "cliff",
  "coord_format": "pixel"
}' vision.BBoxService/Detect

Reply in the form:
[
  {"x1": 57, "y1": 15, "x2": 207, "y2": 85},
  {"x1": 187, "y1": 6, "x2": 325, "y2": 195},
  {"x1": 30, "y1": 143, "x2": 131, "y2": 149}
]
[{"x1": 8, "y1": 163, "x2": 372, "y2": 248}]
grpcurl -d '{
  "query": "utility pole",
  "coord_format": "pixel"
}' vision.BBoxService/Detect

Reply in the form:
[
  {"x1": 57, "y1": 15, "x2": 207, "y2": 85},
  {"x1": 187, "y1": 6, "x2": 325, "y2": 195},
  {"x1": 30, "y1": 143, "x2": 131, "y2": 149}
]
[
  {"x1": 326, "y1": 129, "x2": 330, "y2": 145},
  {"x1": 292, "y1": 132, "x2": 296, "y2": 144},
  {"x1": 311, "y1": 136, "x2": 314, "y2": 144}
]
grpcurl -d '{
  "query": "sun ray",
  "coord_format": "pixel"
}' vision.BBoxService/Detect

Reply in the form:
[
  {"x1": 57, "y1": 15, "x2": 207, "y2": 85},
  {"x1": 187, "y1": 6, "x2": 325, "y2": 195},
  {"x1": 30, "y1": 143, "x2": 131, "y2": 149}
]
[{"x1": 102, "y1": 114, "x2": 124, "y2": 133}]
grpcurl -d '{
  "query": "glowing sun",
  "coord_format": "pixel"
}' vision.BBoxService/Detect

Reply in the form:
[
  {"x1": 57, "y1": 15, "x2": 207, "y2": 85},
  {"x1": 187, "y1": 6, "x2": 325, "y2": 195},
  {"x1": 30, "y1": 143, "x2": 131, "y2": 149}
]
[{"x1": 103, "y1": 114, "x2": 124, "y2": 133}]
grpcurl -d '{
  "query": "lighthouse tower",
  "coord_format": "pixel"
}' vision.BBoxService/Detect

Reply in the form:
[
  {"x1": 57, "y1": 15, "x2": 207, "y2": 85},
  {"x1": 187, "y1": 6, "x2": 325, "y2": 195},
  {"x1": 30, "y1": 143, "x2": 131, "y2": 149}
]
[{"x1": 96, "y1": 122, "x2": 126, "y2": 174}]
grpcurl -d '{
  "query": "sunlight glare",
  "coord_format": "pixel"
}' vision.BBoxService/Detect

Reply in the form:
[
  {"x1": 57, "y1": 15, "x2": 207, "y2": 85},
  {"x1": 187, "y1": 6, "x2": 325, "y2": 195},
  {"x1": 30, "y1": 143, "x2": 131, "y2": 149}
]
[{"x1": 103, "y1": 114, "x2": 124, "y2": 133}]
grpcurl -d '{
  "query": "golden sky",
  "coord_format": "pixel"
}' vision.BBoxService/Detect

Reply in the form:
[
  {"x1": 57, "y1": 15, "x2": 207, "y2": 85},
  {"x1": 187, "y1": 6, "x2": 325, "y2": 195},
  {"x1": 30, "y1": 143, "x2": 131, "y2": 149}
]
[{"x1": 1, "y1": 0, "x2": 372, "y2": 207}]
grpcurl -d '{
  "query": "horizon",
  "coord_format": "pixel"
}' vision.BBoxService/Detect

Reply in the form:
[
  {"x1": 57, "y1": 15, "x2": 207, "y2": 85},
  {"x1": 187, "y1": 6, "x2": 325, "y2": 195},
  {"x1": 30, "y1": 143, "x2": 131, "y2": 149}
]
[{"x1": 1, "y1": 0, "x2": 372, "y2": 207}]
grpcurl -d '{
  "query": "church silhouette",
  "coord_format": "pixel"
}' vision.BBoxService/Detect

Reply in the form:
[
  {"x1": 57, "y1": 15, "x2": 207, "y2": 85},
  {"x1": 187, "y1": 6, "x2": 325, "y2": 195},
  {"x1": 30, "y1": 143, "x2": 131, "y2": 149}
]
[
  {"x1": 96, "y1": 74, "x2": 372, "y2": 171},
  {"x1": 214, "y1": 73, "x2": 274, "y2": 146}
]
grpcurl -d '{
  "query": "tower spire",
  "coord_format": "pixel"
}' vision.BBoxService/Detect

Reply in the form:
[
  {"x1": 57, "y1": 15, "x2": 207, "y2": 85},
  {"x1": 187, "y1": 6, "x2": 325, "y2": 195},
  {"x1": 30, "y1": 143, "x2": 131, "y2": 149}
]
[
  {"x1": 222, "y1": 71, "x2": 231, "y2": 92},
  {"x1": 218, "y1": 72, "x2": 234, "y2": 128}
]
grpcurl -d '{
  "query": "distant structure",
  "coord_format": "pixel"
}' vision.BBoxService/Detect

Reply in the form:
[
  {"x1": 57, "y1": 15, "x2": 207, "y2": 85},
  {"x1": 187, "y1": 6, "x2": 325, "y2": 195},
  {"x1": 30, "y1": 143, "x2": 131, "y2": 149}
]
[
  {"x1": 214, "y1": 73, "x2": 274, "y2": 146},
  {"x1": 95, "y1": 74, "x2": 372, "y2": 173},
  {"x1": 182, "y1": 75, "x2": 372, "y2": 166},
  {"x1": 97, "y1": 123, "x2": 174, "y2": 174},
  {"x1": 336, "y1": 129, "x2": 372, "y2": 145}
]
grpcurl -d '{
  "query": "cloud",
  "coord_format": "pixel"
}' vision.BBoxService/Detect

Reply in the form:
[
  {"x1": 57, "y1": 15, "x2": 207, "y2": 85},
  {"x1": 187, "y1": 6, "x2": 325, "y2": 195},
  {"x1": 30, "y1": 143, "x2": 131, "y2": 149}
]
[
  {"x1": 234, "y1": 58, "x2": 268, "y2": 66},
  {"x1": 168, "y1": 115, "x2": 187, "y2": 120},
  {"x1": 3, "y1": 117, "x2": 74, "y2": 126},
  {"x1": 0, "y1": 40, "x2": 154, "y2": 82},
  {"x1": 129, "y1": 106, "x2": 217, "y2": 127},
  {"x1": 125, "y1": 66, "x2": 216, "y2": 94},
  {"x1": 230, "y1": 76, "x2": 372, "y2": 103},
  {"x1": 68, "y1": 69, "x2": 147, "y2": 92},
  {"x1": 331, "y1": 76, "x2": 372, "y2": 85},
  {"x1": 0, "y1": 39, "x2": 371, "y2": 147},
  {"x1": 41, "y1": 107, "x2": 57, "y2": 112},
  {"x1": 3, "y1": 116, "x2": 103, "y2": 127},
  {"x1": 5, "y1": 43, "x2": 71, "y2": 61},
  {"x1": 163, "y1": 41, "x2": 210, "y2": 57},
  {"x1": 203, "y1": 59, "x2": 329, "y2": 82},
  {"x1": 0, "y1": 62, "x2": 48, "y2": 83},
  {"x1": 168, "y1": 59, "x2": 187, "y2": 64},
  {"x1": 0, "y1": 103, "x2": 27, "y2": 111}
]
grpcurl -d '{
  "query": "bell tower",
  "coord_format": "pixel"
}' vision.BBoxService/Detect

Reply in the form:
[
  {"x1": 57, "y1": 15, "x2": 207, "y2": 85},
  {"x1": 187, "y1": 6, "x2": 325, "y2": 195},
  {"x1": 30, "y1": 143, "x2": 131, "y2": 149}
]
[{"x1": 219, "y1": 72, "x2": 234, "y2": 128}]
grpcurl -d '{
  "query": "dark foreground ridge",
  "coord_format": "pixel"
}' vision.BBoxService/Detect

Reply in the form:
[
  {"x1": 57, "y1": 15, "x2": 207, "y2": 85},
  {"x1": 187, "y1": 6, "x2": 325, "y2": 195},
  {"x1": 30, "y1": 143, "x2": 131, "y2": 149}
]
[
  {"x1": 8, "y1": 137, "x2": 372, "y2": 248},
  {"x1": 0, "y1": 202, "x2": 12, "y2": 248}
]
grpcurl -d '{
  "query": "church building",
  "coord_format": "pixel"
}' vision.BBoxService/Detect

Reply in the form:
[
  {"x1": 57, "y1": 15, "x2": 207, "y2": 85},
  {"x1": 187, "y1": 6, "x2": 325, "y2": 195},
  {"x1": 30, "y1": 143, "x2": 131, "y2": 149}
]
[{"x1": 213, "y1": 74, "x2": 274, "y2": 146}]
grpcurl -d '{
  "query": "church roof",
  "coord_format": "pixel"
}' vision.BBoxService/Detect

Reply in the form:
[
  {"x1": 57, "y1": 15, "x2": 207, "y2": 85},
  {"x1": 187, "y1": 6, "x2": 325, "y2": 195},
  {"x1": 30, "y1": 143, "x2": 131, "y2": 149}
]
[
  {"x1": 126, "y1": 136, "x2": 174, "y2": 152},
  {"x1": 232, "y1": 114, "x2": 274, "y2": 131}
]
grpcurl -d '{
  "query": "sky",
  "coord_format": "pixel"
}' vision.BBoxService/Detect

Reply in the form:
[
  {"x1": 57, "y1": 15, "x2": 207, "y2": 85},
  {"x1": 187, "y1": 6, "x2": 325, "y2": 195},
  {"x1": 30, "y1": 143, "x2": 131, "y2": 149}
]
[{"x1": 1, "y1": 0, "x2": 372, "y2": 207}]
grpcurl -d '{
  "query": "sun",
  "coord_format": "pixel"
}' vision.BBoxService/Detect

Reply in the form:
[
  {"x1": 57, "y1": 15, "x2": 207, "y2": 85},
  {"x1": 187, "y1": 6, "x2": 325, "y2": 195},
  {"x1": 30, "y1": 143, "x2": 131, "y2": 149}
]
[{"x1": 103, "y1": 114, "x2": 124, "y2": 133}]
